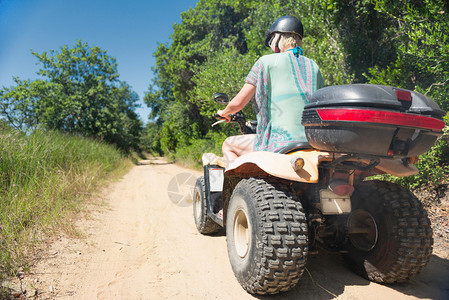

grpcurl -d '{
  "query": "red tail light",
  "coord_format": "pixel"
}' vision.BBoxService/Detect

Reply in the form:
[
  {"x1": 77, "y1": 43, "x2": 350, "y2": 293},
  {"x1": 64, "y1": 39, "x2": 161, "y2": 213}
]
[
  {"x1": 316, "y1": 108, "x2": 445, "y2": 132},
  {"x1": 396, "y1": 90, "x2": 412, "y2": 102}
]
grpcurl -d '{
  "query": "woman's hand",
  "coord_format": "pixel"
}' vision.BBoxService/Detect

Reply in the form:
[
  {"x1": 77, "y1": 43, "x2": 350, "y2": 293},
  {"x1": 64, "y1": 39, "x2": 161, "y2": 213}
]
[
  {"x1": 216, "y1": 83, "x2": 256, "y2": 123},
  {"x1": 217, "y1": 110, "x2": 231, "y2": 123}
]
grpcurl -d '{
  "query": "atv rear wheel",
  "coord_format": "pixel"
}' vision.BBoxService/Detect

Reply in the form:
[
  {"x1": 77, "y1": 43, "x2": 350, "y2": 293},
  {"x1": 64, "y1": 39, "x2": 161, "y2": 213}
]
[
  {"x1": 226, "y1": 178, "x2": 308, "y2": 295},
  {"x1": 193, "y1": 176, "x2": 220, "y2": 234},
  {"x1": 344, "y1": 180, "x2": 433, "y2": 283}
]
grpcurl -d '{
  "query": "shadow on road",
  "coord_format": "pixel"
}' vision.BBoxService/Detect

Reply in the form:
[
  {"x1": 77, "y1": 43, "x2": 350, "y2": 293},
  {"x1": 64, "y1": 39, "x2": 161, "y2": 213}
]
[
  {"x1": 392, "y1": 254, "x2": 449, "y2": 299},
  {"x1": 264, "y1": 251, "x2": 369, "y2": 300},
  {"x1": 255, "y1": 251, "x2": 449, "y2": 300}
]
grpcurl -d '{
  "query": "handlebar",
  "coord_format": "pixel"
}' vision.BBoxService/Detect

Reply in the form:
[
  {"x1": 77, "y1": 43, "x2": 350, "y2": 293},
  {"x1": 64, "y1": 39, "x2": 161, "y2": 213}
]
[
  {"x1": 213, "y1": 112, "x2": 255, "y2": 134},
  {"x1": 214, "y1": 113, "x2": 240, "y2": 122}
]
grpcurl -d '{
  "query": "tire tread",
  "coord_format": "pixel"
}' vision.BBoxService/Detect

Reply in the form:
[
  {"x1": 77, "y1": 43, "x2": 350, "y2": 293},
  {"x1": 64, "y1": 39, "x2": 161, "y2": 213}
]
[
  {"x1": 232, "y1": 178, "x2": 308, "y2": 295},
  {"x1": 350, "y1": 180, "x2": 433, "y2": 283},
  {"x1": 194, "y1": 176, "x2": 221, "y2": 234}
]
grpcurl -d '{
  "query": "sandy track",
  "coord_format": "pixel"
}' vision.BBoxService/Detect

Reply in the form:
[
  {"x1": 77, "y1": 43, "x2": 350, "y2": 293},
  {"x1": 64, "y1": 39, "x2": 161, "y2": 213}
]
[{"x1": 14, "y1": 158, "x2": 449, "y2": 299}]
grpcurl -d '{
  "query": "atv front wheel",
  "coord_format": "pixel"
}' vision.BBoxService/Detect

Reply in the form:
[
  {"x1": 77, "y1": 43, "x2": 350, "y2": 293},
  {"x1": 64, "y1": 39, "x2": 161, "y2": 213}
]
[
  {"x1": 345, "y1": 180, "x2": 433, "y2": 283},
  {"x1": 193, "y1": 176, "x2": 220, "y2": 234},
  {"x1": 226, "y1": 178, "x2": 308, "y2": 295}
]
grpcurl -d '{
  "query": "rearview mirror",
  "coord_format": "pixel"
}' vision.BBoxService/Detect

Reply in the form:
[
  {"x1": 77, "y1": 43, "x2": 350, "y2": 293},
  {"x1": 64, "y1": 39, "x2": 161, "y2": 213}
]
[{"x1": 214, "y1": 93, "x2": 229, "y2": 105}]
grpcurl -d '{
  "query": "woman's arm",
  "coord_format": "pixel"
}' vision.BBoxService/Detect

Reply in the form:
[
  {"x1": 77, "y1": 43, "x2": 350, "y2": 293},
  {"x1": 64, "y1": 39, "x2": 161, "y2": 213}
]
[{"x1": 217, "y1": 83, "x2": 256, "y2": 121}]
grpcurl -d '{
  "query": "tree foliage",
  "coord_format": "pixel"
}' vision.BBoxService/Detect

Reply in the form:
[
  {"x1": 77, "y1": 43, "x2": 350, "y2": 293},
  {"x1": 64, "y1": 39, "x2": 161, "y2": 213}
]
[
  {"x1": 0, "y1": 41, "x2": 142, "y2": 151},
  {"x1": 366, "y1": 0, "x2": 449, "y2": 110},
  {"x1": 0, "y1": 78, "x2": 53, "y2": 131},
  {"x1": 143, "y1": 0, "x2": 449, "y2": 184}
]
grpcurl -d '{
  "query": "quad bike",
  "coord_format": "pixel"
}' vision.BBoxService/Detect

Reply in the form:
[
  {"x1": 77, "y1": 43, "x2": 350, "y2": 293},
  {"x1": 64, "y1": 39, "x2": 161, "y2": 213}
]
[{"x1": 193, "y1": 84, "x2": 445, "y2": 295}]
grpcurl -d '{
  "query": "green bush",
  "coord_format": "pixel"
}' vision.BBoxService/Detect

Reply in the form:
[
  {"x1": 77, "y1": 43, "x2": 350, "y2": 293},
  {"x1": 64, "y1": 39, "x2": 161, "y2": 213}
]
[{"x1": 172, "y1": 131, "x2": 227, "y2": 169}]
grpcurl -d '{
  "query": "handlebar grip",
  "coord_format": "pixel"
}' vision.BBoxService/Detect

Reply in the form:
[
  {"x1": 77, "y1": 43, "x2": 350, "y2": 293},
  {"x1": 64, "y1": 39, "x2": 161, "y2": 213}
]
[
  {"x1": 214, "y1": 113, "x2": 237, "y2": 121},
  {"x1": 214, "y1": 113, "x2": 230, "y2": 120}
]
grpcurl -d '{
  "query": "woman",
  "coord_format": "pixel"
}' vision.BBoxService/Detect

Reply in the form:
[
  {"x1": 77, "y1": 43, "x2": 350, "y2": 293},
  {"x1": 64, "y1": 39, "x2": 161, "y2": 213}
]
[{"x1": 217, "y1": 15, "x2": 325, "y2": 167}]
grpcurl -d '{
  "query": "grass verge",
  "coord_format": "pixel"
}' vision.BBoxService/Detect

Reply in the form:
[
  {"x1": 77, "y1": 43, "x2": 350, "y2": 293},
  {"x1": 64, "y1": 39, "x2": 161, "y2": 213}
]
[{"x1": 0, "y1": 127, "x2": 134, "y2": 287}]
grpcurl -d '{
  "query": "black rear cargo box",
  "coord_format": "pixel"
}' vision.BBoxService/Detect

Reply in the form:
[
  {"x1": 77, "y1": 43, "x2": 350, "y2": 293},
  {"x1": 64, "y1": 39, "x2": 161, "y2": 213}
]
[{"x1": 302, "y1": 84, "x2": 446, "y2": 158}]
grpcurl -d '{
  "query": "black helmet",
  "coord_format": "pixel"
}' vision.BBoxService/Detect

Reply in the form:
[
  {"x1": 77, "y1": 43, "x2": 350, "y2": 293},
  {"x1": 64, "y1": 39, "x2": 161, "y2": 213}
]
[{"x1": 264, "y1": 16, "x2": 304, "y2": 47}]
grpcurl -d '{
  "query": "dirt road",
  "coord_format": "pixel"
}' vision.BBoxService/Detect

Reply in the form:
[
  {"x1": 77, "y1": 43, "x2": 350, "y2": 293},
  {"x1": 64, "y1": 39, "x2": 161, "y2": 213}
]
[{"x1": 14, "y1": 158, "x2": 449, "y2": 299}]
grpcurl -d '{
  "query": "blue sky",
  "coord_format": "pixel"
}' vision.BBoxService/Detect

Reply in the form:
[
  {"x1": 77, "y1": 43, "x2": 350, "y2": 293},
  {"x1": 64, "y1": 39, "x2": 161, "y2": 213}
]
[{"x1": 0, "y1": 0, "x2": 198, "y2": 123}]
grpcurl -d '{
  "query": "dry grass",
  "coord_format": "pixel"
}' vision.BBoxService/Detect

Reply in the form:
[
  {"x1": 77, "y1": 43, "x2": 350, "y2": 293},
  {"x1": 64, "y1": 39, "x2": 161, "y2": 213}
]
[{"x1": 0, "y1": 127, "x2": 133, "y2": 285}]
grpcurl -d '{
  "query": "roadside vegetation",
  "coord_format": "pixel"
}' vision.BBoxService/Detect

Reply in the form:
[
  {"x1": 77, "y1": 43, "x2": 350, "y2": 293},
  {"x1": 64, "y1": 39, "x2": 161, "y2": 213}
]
[
  {"x1": 0, "y1": 40, "x2": 142, "y2": 287},
  {"x1": 0, "y1": 123, "x2": 133, "y2": 283}
]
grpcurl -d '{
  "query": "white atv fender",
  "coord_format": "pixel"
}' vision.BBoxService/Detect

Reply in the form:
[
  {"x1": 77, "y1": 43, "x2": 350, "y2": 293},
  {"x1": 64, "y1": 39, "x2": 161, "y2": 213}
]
[
  {"x1": 224, "y1": 150, "x2": 418, "y2": 183},
  {"x1": 225, "y1": 150, "x2": 326, "y2": 183},
  {"x1": 202, "y1": 150, "x2": 418, "y2": 225}
]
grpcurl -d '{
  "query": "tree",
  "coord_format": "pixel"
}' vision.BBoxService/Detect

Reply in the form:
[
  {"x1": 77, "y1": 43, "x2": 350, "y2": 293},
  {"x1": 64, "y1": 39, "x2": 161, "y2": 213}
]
[
  {"x1": 366, "y1": 0, "x2": 449, "y2": 110},
  {"x1": 0, "y1": 78, "x2": 55, "y2": 131},
  {"x1": 0, "y1": 40, "x2": 143, "y2": 151},
  {"x1": 320, "y1": 0, "x2": 398, "y2": 82},
  {"x1": 140, "y1": 121, "x2": 163, "y2": 155},
  {"x1": 144, "y1": 0, "x2": 257, "y2": 151},
  {"x1": 188, "y1": 46, "x2": 257, "y2": 137}
]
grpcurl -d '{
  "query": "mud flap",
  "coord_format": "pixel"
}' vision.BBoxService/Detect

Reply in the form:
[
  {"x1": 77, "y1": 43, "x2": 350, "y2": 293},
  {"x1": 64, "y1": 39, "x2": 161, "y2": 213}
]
[{"x1": 203, "y1": 165, "x2": 225, "y2": 226}]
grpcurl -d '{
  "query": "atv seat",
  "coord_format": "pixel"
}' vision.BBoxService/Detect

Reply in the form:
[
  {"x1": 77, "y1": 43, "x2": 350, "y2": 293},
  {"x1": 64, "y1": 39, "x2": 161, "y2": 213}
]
[{"x1": 277, "y1": 142, "x2": 313, "y2": 154}]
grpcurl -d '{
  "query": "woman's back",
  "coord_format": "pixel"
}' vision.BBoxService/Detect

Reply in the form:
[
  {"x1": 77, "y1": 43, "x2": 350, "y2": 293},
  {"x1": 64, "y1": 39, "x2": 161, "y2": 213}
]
[{"x1": 247, "y1": 50, "x2": 324, "y2": 152}]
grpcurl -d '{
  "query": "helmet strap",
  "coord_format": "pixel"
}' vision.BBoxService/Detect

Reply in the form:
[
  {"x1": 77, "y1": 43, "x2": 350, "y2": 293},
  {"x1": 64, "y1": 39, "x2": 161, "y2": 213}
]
[{"x1": 275, "y1": 33, "x2": 281, "y2": 53}]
